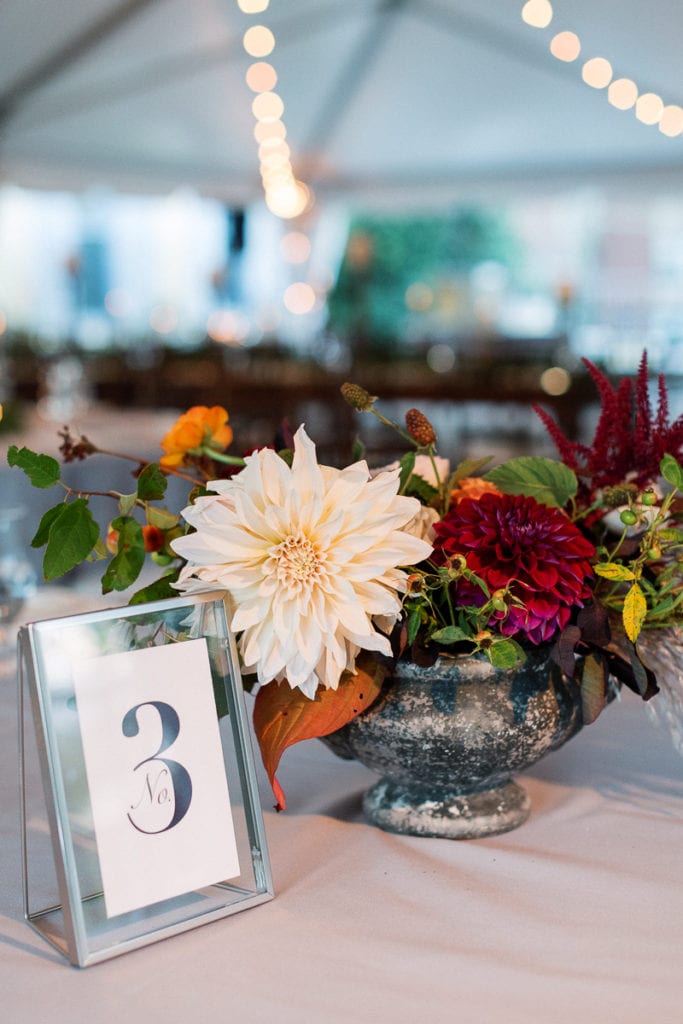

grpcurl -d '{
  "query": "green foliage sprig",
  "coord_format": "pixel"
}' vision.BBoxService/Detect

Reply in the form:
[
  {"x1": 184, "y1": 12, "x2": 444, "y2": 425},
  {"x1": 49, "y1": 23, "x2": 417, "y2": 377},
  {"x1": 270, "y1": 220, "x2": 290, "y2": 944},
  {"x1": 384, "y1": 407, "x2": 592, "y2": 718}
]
[{"x1": 7, "y1": 443, "x2": 183, "y2": 601}]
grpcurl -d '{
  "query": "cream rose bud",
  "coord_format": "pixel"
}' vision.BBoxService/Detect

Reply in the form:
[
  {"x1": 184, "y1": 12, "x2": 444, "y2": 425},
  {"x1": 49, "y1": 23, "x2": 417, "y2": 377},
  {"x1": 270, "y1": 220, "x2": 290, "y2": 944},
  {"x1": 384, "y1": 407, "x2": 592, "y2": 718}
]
[
  {"x1": 602, "y1": 504, "x2": 661, "y2": 537},
  {"x1": 371, "y1": 455, "x2": 450, "y2": 488},
  {"x1": 403, "y1": 505, "x2": 440, "y2": 543}
]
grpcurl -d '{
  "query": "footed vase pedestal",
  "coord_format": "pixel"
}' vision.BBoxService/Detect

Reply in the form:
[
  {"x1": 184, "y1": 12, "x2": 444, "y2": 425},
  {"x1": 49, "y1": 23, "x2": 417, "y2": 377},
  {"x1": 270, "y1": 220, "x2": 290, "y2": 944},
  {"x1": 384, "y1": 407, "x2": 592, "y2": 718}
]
[{"x1": 322, "y1": 647, "x2": 585, "y2": 839}]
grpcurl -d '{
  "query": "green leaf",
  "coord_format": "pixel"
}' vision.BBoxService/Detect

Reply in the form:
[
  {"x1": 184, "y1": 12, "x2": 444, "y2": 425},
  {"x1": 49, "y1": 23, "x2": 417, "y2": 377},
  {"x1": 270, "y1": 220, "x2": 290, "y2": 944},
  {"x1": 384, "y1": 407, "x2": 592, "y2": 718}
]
[
  {"x1": 660, "y1": 453, "x2": 683, "y2": 491},
  {"x1": 657, "y1": 528, "x2": 683, "y2": 544},
  {"x1": 449, "y1": 456, "x2": 493, "y2": 483},
  {"x1": 31, "y1": 504, "x2": 66, "y2": 549},
  {"x1": 7, "y1": 445, "x2": 61, "y2": 489},
  {"x1": 484, "y1": 456, "x2": 577, "y2": 508},
  {"x1": 118, "y1": 491, "x2": 137, "y2": 516},
  {"x1": 594, "y1": 562, "x2": 636, "y2": 582},
  {"x1": 406, "y1": 606, "x2": 423, "y2": 645},
  {"x1": 488, "y1": 639, "x2": 525, "y2": 669},
  {"x1": 146, "y1": 506, "x2": 180, "y2": 530},
  {"x1": 101, "y1": 516, "x2": 145, "y2": 593},
  {"x1": 623, "y1": 582, "x2": 648, "y2": 643},
  {"x1": 136, "y1": 463, "x2": 168, "y2": 501},
  {"x1": 398, "y1": 451, "x2": 416, "y2": 490},
  {"x1": 351, "y1": 434, "x2": 366, "y2": 463},
  {"x1": 42, "y1": 499, "x2": 100, "y2": 582},
  {"x1": 430, "y1": 625, "x2": 470, "y2": 645},
  {"x1": 129, "y1": 569, "x2": 181, "y2": 605},
  {"x1": 404, "y1": 474, "x2": 438, "y2": 504},
  {"x1": 88, "y1": 537, "x2": 108, "y2": 562}
]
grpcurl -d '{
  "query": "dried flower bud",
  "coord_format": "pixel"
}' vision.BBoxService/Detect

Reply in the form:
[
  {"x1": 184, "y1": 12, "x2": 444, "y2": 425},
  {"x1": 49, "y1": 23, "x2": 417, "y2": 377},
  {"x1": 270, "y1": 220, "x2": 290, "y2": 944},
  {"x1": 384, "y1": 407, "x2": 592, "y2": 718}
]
[
  {"x1": 340, "y1": 383, "x2": 377, "y2": 412},
  {"x1": 58, "y1": 429, "x2": 97, "y2": 462},
  {"x1": 405, "y1": 408, "x2": 436, "y2": 447}
]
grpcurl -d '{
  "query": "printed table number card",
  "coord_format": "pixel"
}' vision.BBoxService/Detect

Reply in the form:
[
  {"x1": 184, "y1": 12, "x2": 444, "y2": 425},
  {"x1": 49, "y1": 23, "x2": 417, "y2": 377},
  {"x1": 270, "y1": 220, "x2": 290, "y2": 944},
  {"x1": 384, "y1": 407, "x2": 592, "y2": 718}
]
[
  {"x1": 20, "y1": 596, "x2": 273, "y2": 966},
  {"x1": 73, "y1": 638, "x2": 240, "y2": 918}
]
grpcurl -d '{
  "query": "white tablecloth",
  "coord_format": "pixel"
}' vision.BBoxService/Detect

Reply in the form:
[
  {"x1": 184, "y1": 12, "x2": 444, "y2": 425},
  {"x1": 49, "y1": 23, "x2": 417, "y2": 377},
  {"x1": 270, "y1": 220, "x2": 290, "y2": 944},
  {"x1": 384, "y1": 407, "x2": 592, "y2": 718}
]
[{"x1": 1, "y1": 589, "x2": 683, "y2": 1023}]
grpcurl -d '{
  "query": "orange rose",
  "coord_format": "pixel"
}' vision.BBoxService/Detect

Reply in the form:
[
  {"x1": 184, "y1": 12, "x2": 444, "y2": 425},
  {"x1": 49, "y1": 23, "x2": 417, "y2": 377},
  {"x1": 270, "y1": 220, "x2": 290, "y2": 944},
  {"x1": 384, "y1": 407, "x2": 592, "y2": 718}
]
[
  {"x1": 450, "y1": 477, "x2": 501, "y2": 506},
  {"x1": 160, "y1": 405, "x2": 233, "y2": 467}
]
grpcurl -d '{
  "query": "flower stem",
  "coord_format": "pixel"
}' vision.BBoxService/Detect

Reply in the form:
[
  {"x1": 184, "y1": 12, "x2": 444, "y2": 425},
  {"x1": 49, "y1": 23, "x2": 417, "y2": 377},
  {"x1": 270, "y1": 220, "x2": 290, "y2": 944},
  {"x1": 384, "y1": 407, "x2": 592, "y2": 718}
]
[
  {"x1": 369, "y1": 407, "x2": 415, "y2": 446},
  {"x1": 202, "y1": 449, "x2": 247, "y2": 467},
  {"x1": 89, "y1": 444, "x2": 201, "y2": 485}
]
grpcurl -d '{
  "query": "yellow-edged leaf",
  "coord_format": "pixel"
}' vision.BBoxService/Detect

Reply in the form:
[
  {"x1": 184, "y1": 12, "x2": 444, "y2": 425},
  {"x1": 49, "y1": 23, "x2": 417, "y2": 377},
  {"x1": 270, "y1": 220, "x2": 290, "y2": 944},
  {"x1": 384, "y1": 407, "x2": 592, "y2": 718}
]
[
  {"x1": 623, "y1": 582, "x2": 647, "y2": 642},
  {"x1": 594, "y1": 562, "x2": 635, "y2": 582},
  {"x1": 252, "y1": 652, "x2": 387, "y2": 811}
]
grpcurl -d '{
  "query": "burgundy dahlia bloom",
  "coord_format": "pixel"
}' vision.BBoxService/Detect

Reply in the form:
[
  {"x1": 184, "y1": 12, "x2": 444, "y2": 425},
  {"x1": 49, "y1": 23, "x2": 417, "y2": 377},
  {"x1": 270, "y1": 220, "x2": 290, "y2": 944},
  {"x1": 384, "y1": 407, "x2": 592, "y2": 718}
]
[{"x1": 432, "y1": 492, "x2": 596, "y2": 644}]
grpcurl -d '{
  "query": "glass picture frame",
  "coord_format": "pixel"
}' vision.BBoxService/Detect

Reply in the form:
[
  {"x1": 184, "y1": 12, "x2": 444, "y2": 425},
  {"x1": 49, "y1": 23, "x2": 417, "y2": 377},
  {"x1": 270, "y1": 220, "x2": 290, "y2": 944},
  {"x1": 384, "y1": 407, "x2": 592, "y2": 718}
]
[{"x1": 18, "y1": 593, "x2": 273, "y2": 967}]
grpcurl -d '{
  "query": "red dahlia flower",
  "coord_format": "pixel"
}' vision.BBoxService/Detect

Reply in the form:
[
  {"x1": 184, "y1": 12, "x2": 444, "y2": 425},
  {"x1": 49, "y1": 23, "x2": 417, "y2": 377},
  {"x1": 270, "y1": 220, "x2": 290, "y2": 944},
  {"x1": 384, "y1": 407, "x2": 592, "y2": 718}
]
[{"x1": 432, "y1": 492, "x2": 596, "y2": 644}]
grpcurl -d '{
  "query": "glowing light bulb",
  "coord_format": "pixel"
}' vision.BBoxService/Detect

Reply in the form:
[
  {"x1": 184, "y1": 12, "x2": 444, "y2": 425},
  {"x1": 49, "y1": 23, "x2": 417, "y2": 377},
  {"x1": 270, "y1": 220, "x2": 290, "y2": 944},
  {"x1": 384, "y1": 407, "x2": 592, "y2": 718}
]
[
  {"x1": 540, "y1": 367, "x2": 571, "y2": 396},
  {"x1": 550, "y1": 31, "x2": 580, "y2": 62},
  {"x1": 254, "y1": 119, "x2": 286, "y2": 143},
  {"x1": 582, "y1": 57, "x2": 612, "y2": 89},
  {"x1": 252, "y1": 91, "x2": 284, "y2": 122},
  {"x1": 238, "y1": 0, "x2": 269, "y2": 12},
  {"x1": 283, "y1": 282, "x2": 316, "y2": 314},
  {"x1": 243, "y1": 25, "x2": 275, "y2": 58},
  {"x1": 265, "y1": 180, "x2": 311, "y2": 219},
  {"x1": 635, "y1": 92, "x2": 663, "y2": 125},
  {"x1": 659, "y1": 104, "x2": 683, "y2": 137},
  {"x1": 521, "y1": 0, "x2": 553, "y2": 28},
  {"x1": 607, "y1": 78, "x2": 638, "y2": 110},
  {"x1": 246, "y1": 62, "x2": 277, "y2": 93}
]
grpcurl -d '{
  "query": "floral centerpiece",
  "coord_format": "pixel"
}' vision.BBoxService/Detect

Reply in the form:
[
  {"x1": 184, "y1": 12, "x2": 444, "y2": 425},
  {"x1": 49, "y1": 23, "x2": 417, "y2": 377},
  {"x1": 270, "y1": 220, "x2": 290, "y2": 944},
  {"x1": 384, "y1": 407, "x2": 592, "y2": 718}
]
[{"x1": 8, "y1": 353, "x2": 683, "y2": 815}]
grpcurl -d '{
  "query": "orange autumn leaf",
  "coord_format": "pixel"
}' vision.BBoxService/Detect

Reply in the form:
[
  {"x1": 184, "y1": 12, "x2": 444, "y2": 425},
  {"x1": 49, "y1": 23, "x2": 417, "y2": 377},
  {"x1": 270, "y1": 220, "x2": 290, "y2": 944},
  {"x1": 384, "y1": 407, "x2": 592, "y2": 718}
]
[{"x1": 253, "y1": 652, "x2": 389, "y2": 811}]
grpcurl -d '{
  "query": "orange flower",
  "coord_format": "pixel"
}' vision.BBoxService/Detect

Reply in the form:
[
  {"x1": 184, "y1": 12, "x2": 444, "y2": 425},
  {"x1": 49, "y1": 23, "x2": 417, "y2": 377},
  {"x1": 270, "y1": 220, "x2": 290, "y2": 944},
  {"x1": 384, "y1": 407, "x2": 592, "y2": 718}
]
[
  {"x1": 160, "y1": 406, "x2": 233, "y2": 467},
  {"x1": 450, "y1": 477, "x2": 501, "y2": 505}
]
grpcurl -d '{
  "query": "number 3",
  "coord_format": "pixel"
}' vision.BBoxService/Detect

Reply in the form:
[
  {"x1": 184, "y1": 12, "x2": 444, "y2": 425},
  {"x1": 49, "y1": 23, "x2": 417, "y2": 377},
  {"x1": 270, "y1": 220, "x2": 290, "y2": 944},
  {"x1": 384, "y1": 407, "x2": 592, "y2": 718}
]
[{"x1": 122, "y1": 701, "x2": 193, "y2": 833}]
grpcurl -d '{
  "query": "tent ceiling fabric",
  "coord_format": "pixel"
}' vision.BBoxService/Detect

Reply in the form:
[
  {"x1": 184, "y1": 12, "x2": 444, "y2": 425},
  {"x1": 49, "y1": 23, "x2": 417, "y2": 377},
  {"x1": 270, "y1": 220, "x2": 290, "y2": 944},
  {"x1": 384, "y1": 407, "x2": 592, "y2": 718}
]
[{"x1": 1, "y1": 0, "x2": 682, "y2": 204}]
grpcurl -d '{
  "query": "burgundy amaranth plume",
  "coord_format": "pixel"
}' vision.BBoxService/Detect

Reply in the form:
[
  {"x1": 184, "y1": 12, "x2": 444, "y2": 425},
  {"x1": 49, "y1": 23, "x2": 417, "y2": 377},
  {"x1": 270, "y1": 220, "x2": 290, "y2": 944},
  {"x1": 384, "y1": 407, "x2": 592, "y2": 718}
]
[{"x1": 533, "y1": 352, "x2": 683, "y2": 491}]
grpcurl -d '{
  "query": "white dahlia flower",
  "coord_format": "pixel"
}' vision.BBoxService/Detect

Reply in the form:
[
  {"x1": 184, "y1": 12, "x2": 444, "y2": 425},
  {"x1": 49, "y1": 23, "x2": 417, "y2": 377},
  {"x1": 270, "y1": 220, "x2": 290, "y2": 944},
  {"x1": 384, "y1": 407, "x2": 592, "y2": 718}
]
[{"x1": 171, "y1": 426, "x2": 433, "y2": 698}]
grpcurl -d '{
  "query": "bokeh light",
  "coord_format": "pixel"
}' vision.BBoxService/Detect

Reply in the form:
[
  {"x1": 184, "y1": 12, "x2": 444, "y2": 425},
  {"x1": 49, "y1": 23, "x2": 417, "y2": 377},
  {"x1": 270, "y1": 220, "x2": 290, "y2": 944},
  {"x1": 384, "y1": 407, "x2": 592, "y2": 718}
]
[
  {"x1": 521, "y1": 0, "x2": 553, "y2": 28},
  {"x1": 207, "y1": 309, "x2": 250, "y2": 344},
  {"x1": 405, "y1": 282, "x2": 434, "y2": 312},
  {"x1": 149, "y1": 306, "x2": 178, "y2": 335},
  {"x1": 243, "y1": 25, "x2": 275, "y2": 58},
  {"x1": 265, "y1": 180, "x2": 312, "y2": 219},
  {"x1": 238, "y1": 0, "x2": 270, "y2": 12},
  {"x1": 281, "y1": 231, "x2": 311, "y2": 263},
  {"x1": 283, "y1": 282, "x2": 316, "y2": 314},
  {"x1": 252, "y1": 91, "x2": 284, "y2": 122},
  {"x1": 607, "y1": 78, "x2": 638, "y2": 110},
  {"x1": 245, "y1": 62, "x2": 277, "y2": 93},
  {"x1": 582, "y1": 57, "x2": 613, "y2": 89},
  {"x1": 659, "y1": 104, "x2": 683, "y2": 137},
  {"x1": 254, "y1": 119, "x2": 286, "y2": 143},
  {"x1": 635, "y1": 92, "x2": 664, "y2": 125},
  {"x1": 426, "y1": 344, "x2": 455, "y2": 374},
  {"x1": 540, "y1": 366, "x2": 571, "y2": 396},
  {"x1": 550, "y1": 31, "x2": 580, "y2": 62}
]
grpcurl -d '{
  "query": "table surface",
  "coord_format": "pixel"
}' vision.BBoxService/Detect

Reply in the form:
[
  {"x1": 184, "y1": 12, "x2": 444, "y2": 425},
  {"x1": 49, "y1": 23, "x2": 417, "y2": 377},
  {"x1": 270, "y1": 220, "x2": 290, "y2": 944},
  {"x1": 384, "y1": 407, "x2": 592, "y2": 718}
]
[{"x1": 1, "y1": 588, "x2": 683, "y2": 1024}]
